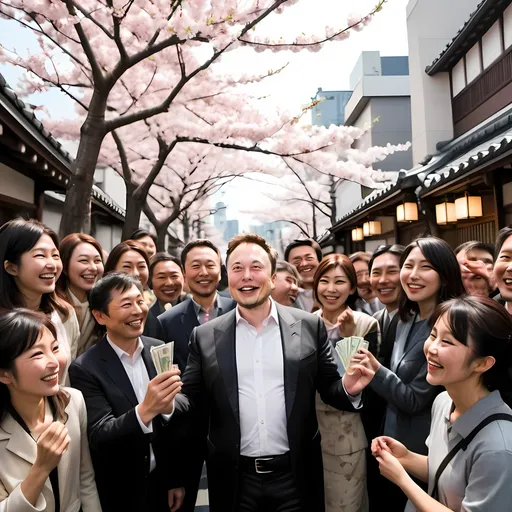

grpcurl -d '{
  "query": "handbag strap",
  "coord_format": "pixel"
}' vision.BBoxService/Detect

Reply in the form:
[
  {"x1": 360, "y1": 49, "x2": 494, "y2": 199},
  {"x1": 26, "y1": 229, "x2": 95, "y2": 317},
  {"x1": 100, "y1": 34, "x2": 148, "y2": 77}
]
[{"x1": 431, "y1": 413, "x2": 512, "y2": 499}]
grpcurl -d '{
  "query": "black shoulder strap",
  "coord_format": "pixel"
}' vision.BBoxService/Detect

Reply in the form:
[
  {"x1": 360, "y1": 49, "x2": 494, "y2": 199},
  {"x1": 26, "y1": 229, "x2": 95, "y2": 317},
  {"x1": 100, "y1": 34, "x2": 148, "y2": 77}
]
[{"x1": 431, "y1": 413, "x2": 512, "y2": 499}]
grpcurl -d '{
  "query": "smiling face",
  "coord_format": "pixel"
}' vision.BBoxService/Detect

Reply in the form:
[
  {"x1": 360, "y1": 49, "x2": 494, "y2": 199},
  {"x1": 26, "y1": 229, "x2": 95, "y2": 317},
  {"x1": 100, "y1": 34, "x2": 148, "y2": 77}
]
[
  {"x1": 353, "y1": 259, "x2": 375, "y2": 302},
  {"x1": 114, "y1": 250, "x2": 149, "y2": 287},
  {"x1": 424, "y1": 312, "x2": 493, "y2": 388},
  {"x1": 136, "y1": 236, "x2": 157, "y2": 259},
  {"x1": 316, "y1": 265, "x2": 355, "y2": 314},
  {"x1": 400, "y1": 247, "x2": 441, "y2": 306},
  {"x1": 370, "y1": 252, "x2": 401, "y2": 310},
  {"x1": 92, "y1": 284, "x2": 148, "y2": 344},
  {"x1": 271, "y1": 270, "x2": 299, "y2": 306},
  {"x1": 67, "y1": 242, "x2": 104, "y2": 298},
  {"x1": 494, "y1": 234, "x2": 512, "y2": 303},
  {"x1": 0, "y1": 326, "x2": 61, "y2": 398},
  {"x1": 152, "y1": 260, "x2": 184, "y2": 304},
  {"x1": 183, "y1": 246, "x2": 221, "y2": 300},
  {"x1": 288, "y1": 246, "x2": 319, "y2": 289},
  {"x1": 5, "y1": 234, "x2": 63, "y2": 302},
  {"x1": 228, "y1": 243, "x2": 275, "y2": 310}
]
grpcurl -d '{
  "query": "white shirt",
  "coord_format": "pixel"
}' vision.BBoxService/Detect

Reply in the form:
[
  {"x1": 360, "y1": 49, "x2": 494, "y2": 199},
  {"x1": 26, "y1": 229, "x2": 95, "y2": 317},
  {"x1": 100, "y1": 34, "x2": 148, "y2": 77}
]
[
  {"x1": 106, "y1": 336, "x2": 156, "y2": 472},
  {"x1": 236, "y1": 300, "x2": 289, "y2": 457}
]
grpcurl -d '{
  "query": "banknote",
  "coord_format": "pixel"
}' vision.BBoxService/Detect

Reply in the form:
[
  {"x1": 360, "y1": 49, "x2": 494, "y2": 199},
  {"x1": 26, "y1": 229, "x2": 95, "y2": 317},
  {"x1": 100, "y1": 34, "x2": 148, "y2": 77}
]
[
  {"x1": 150, "y1": 342, "x2": 174, "y2": 374},
  {"x1": 335, "y1": 336, "x2": 369, "y2": 373}
]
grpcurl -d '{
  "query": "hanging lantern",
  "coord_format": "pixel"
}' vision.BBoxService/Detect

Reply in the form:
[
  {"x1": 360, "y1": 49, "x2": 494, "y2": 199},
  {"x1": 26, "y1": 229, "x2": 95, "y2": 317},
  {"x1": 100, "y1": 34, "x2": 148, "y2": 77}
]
[
  {"x1": 435, "y1": 201, "x2": 456, "y2": 225},
  {"x1": 351, "y1": 227, "x2": 364, "y2": 241},
  {"x1": 363, "y1": 222, "x2": 370, "y2": 237},
  {"x1": 396, "y1": 201, "x2": 418, "y2": 223},
  {"x1": 455, "y1": 193, "x2": 483, "y2": 220},
  {"x1": 363, "y1": 220, "x2": 382, "y2": 236}
]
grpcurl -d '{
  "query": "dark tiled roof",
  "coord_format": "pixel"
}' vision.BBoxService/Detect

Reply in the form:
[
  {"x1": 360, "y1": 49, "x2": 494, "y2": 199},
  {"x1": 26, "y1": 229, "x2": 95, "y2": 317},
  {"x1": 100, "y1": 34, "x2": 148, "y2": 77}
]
[
  {"x1": 426, "y1": 0, "x2": 510, "y2": 75},
  {"x1": 0, "y1": 73, "x2": 124, "y2": 218}
]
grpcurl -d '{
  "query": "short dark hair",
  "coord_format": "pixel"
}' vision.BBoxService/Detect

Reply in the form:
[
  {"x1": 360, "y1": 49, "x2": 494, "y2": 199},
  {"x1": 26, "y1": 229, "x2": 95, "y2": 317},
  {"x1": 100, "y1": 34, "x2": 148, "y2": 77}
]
[
  {"x1": 104, "y1": 240, "x2": 150, "y2": 274},
  {"x1": 368, "y1": 244, "x2": 406, "y2": 272},
  {"x1": 149, "y1": 252, "x2": 183, "y2": 289},
  {"x1": 89, "y1": 273, "x2": 143, "y2": 315},
  {"x1": 180, "y1": 239, "x2": 221, "y2": 268},
  {"x1": 495, "y1": 227, "x2": 512, "y2": 258},
  {"x1": 454, "y1": 240, "x2": 495, "y2": 260},
  {"x1": 349, "y1": 251, "x2": 372, "y2": 265},
  {"x1": 284, "y1": 239, "x2": 322, "y2": 263},
  {"x1": 226, "y1": 233, "x2": 277, "y2": 274},
  {"x1": 399, "y1": 237, "x2": 465, "y2": 321},
  {"x1": 131, "y1": 229, "x2": 157, "y2": 245}
]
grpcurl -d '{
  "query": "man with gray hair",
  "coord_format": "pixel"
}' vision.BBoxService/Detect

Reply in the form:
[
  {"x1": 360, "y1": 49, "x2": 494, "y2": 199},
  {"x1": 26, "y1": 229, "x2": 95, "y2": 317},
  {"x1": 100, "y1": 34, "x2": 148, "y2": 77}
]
[{"x1": 271, "y1": 260, "x2": 301, "y2": 307}]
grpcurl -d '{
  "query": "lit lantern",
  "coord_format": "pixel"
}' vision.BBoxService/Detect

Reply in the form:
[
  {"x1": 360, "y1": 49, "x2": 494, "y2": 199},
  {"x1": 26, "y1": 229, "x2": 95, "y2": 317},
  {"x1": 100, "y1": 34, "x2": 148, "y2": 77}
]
[
  {"x1": 435, "y1": 201, "x2": 456, "y2": 225},
  {"x1": 363, "y1": 220, "x2": 382, "y2": 236},
  {"x1": 351, "y1": 227, "x2": 364, "y2": 241},
  {"x1": 363, "y1": 222, "x2": 370, "y2": 237},
  {"x1": 455, "y1": 193, "x2": 483, "y2": 220},
  {"x1": 396, "y1": 202, "x2": 418, "y2": 222}
]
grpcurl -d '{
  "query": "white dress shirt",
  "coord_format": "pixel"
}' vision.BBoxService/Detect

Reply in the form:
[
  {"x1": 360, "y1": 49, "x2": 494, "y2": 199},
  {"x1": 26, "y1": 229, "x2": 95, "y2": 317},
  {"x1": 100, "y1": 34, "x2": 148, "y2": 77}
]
[
  {"x1": 236, "y1": 300, "x2": 290, "y2": 457},
  {"x1": 106, "y1": 336, "x2": 157, "y2": 472}
]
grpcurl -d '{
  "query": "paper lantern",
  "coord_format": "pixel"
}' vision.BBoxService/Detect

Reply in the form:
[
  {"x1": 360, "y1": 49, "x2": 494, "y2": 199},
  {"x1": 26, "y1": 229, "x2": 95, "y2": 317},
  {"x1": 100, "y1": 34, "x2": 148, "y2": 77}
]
[
  {"x1": 435, "y1": 201, "x2": 456, "y2": 225},
  {"x1": 396, "y1": 202, "x2": 418, "y2": 222},
  {"x1": 455, "y1": 193, "x2": 483, "y2": 220}
]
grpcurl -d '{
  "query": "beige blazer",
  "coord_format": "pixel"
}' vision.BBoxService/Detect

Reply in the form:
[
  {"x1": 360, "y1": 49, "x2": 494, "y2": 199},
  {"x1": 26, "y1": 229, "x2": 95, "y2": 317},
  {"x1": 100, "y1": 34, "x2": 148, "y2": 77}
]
[{"x1": 0, "y1": 387, "x2": 101, "y2": 512}]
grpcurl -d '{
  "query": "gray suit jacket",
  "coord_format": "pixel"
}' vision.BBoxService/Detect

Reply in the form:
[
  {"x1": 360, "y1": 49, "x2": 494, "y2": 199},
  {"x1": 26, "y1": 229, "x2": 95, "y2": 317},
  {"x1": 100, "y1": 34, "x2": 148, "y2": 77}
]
[
  {"x1": 369, "y1": 314, "x2": 442, "y2": 454},
  {"x1": 173, "y1": 304, "x2": 356, "y2": 512}
]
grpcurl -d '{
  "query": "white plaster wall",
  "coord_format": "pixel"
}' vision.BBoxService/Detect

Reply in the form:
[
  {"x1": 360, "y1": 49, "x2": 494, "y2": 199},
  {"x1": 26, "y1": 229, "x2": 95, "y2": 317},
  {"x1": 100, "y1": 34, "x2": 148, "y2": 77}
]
[
  {"x1": 504, "y1": 3, "x2": 512, "y2": 49},
  {"x1": 1, "y1": 163, "x2": 34, "y2": 204},
  {"x1": 482, "y1": 20, "x2": 502, "y2": 69},
  {"x1": 466, "y1": 43, "x2": 482, "y2": 83},
  {"x1": 452, "y1": 59, "x2": 466, "y2": 96},
  {"x1": 407, "y1": 0, "x2": 481, "y2": 164}
]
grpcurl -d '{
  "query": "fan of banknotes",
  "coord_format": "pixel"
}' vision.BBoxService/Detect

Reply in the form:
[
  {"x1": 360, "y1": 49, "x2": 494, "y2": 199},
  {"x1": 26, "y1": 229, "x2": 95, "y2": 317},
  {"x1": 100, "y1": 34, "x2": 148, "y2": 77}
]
[
  {"x1": 335, "y1": 336, "x2": 369, "y2": 373},
  {"x1": 150, "y1": 342, "x2": 174, "y2": 374}
]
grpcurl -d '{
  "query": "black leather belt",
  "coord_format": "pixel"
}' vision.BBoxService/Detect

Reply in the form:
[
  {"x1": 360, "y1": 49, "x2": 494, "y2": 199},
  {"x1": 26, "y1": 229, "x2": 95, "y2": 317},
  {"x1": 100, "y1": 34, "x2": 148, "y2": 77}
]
[{"x1": 239, "y1": 452, "x2": 291, "y2": 474}]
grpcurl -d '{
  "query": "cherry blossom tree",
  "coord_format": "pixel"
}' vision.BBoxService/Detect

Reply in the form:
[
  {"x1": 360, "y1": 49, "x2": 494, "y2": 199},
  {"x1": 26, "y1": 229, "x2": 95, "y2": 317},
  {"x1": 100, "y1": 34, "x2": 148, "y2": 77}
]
[{"x1": 0, "y1": 0, "x2": 393, "y2": 237}]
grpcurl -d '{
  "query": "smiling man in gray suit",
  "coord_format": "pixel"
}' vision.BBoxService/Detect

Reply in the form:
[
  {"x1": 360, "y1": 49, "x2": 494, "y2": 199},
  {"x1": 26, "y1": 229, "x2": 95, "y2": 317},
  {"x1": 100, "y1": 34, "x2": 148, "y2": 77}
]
[{"x1": 172, "y1": 233, "x2": 374, "y2": 512}]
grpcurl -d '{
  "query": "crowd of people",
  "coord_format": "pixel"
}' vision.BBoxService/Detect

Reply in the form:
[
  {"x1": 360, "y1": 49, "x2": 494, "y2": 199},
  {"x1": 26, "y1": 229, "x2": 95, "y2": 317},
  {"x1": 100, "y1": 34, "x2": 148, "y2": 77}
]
[{"x1": 0, "y1": 217, "x2": 511, "y2": 512}]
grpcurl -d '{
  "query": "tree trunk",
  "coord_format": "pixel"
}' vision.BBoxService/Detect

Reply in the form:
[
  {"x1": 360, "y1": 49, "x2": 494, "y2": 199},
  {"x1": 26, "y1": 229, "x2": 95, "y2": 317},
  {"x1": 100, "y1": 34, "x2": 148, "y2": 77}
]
[
  {"x1": 59, "y1": 125, "x2": 105, "y2": 237},
  {"x1": 122, "y1": 192, "x2": 144, "y2": 240},
  {"x1": 182, "y1": 214, "x2": 190, "y2": 244},
  {"x1": 59, "y1": 91, "x2": 108, "y2": 237},
  {"x1": 329, "y1": 179, "x2": 337, "y2": 225},
  {"x1": 156, "y1": 224, "x2": 167, "y2": 251}
]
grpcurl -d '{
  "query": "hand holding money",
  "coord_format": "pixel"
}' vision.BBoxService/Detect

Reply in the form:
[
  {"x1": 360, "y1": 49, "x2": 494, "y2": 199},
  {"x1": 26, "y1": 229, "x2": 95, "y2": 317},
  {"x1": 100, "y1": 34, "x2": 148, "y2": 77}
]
[
  {"x1": 138, "y1": 365, "x2": 182, "y2": 425},
  {"x1": 150, "y1": 342, "x2": 174, "y2": 374}
]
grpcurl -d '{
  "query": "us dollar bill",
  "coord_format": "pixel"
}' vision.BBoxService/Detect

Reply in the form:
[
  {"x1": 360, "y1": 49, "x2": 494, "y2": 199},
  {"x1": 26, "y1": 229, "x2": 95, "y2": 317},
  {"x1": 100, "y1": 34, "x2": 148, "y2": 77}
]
[{"x1": 150, "y1": 342, "x2": 174, "y2": 374}]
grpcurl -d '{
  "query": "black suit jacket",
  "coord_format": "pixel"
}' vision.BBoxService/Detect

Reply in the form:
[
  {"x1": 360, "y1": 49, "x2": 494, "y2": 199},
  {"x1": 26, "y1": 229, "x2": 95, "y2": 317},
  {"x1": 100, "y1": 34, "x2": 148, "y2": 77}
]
[
  {"x1": 173, "y1": 304, "x2": 356, "y2": 512},
  {"x1": 158, "y1": 295, "x2": 236, "y2": 372},
  {"x1": 143, "y1": 307, "x2": 167, "y2": 342},
  {"x1": 69, "y1": 335, "x2": 180, "y2": 512}
]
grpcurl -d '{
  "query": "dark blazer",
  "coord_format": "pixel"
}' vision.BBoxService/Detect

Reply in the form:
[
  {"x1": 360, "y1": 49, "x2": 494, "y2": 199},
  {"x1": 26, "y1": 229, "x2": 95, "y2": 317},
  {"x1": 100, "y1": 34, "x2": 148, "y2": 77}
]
[
  {"x1": 69, "y1": 335, "x2": 180, "y2": 512},
  {"x1": 143, "y1": 308, "x2": 167, "y2": 342},
  {"x1": 369, "y1": 315, "x2": 442, "y2": 454},
  {"x1": 158, "y1": 295, "x2": 236, "y2": 372},
  {"x1": 173, "y1": 304, "x2": 357, "y2": 512}
]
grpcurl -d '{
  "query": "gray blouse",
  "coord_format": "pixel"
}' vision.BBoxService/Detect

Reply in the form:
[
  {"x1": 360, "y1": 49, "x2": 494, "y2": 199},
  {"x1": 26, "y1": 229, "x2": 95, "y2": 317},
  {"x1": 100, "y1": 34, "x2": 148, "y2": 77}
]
[{"x1": 412, "y1": 390, "x2": 512, "y2": 511}]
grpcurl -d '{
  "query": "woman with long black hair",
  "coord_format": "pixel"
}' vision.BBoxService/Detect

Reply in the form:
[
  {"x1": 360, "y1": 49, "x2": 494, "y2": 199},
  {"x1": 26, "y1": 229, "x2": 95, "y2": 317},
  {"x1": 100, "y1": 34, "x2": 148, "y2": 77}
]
[
  {"x1": 0, "y1": 219, "x2": 79, "y2": 383},
  {"x1": 0, "y1": 309, "x2": 100, "y2": 511},
  {"x1": 372, "y1": 296, "x2": 512, "y2": 511}
]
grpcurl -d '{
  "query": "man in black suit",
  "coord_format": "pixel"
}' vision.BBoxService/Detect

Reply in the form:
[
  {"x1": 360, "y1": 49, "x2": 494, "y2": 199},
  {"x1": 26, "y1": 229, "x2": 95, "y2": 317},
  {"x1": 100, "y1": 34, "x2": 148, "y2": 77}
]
[
  {"x1": 172, "y1": 234, "x2": 374, "y2": 512},
  {"x1": 69, "y1": 273, "x2": 184, "y2": 512},
  {"x1": 159, "y1": 239, "x2": 235, "y2": 511},
  {"x1": 366, "y1": 244, "x2": 404, "y2": 511},
  {"x1": 149, "y1": 253, "x2": 185, "y2": 317}
]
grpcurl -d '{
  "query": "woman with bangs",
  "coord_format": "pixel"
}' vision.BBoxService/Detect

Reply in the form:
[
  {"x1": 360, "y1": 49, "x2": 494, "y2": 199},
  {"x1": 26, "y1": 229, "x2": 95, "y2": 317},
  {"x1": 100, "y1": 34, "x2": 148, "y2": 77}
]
[
  {"x1": 57, "y1": 234, "x2": 105, "y2": 356},
  {"x1": 0, "y1": 309, "x2": 101, "y2": 512},
  {"x1": 313, "y1": 254, "x2": 379, "y2": 512},
  {"x1": 372, "y1": 296, "x2": 512, "y2": 511},
  {"x1": 0, "y1": 219, "x2": 80, "y2": 384},
  {"x1": 357, "y1": 237, "x2": 465, "y2": 509},
  {"x1": 104, "y1": 240, "x2": 167, "y2": 341}
]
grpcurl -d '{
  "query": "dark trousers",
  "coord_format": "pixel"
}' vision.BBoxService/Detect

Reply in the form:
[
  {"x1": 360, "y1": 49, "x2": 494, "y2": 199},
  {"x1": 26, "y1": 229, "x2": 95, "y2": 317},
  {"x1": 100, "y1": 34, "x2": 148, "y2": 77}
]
[
  {"x1": 147, "y1": 470, "x2": 171, "y2": 512},
  {"x1": 236, "y1": 468, "x2": 303, "y2": 512}
]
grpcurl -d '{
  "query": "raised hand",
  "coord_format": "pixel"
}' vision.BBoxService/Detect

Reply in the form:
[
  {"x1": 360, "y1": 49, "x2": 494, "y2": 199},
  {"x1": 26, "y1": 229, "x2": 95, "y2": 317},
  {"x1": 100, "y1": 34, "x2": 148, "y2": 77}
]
[
  {"x1": 375, "y1": 448, "x2": 408, "y2": 486},
  {"x1": 372, "y1": 436, "x2": 409, "y2": 460},
  {"x1": 138, "y1": 368, "x2": 182, "y2": 425},
  {"x1": 342, "y1": 351, "x2": 375, "y2": 395},
  {"x1": 34, "y1": 421, "x2": 70, "y2": 474},
  {"x1": 337, "y1": 307, "x2": 356, "y2": 338}
]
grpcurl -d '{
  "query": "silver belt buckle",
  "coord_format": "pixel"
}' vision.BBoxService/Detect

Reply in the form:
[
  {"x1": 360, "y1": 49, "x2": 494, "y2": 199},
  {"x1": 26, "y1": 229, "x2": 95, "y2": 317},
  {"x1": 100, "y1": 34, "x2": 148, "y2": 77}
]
[{"x1": 255, "y1": 457, "x2": 273, "y2": 474}]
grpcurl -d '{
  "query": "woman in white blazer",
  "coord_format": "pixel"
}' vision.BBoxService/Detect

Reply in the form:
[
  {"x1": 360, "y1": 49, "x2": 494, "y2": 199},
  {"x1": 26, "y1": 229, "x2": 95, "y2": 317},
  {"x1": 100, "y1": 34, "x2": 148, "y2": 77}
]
[{"x1": 0, "y1": 308, "x2": 101, "y2": 512}]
